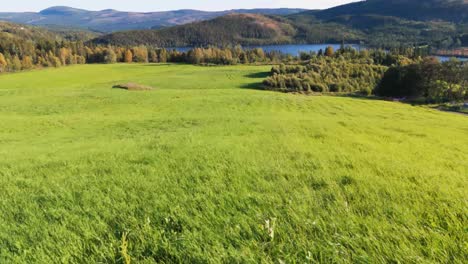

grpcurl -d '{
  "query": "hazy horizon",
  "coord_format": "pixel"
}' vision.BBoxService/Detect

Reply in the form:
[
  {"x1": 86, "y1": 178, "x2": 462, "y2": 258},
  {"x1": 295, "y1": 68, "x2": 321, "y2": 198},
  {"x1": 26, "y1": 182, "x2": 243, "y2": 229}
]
[{"x1": 1, "y1": 0, "x2": 360, "y2": 12}]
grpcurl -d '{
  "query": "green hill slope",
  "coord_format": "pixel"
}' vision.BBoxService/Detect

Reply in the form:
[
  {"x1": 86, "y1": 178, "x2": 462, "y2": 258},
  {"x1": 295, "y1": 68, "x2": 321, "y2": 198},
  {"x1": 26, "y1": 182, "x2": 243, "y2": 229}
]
[{"x1": 0, "y1": 64, "x2": 466, "y2": 262}]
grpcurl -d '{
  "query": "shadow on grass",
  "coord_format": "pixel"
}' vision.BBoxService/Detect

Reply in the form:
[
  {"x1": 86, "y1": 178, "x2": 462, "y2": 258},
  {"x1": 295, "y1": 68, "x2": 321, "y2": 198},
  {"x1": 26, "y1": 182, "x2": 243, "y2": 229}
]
[
  {"x1": 239, "y1": 82, "x2": 266, "y2": 90},
  {"x1": 333, "y1": 93, "x2": 384, "y2": 101},
  {"x1": 239, "y1": 71, "x2": 270, "y2": 90},
  {"x1": 244, "y1": 71, "x2": 271, "y2": 79},
  {"x1": 142, "y1": 63, "x2": 183, "y2": 67}
]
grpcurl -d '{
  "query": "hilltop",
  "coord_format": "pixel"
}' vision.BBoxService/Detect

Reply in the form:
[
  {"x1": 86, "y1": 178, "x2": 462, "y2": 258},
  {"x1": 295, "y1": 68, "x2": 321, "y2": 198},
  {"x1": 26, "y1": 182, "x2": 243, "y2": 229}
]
[
  {"x1": 0, "y1": 21, "x2": 58, "y2": 42},
  {"x1": 91, "y1": 12, "x2": 462, "y2": 49},
  {"x1": 0, "y1": 21, "x2": 98, "y2": 43},
  {"x1": 2, "y1": 1, "x2": 466, "y2": 49},
  {"x1": 287, "y1": 0, "x2": 468, "y2": 48},
  {"x1": 0, "y1": 6, "x2": 307, "y2": 32},
  {"x1": 92, "y1": 14, "x2": 300, "y2": 46},
  {"x1": 307, "y1": 0, "x2": 468, "y2": 23},
  {"x1": 89, "y1": 0, "x2": 467, "y2": 48}
]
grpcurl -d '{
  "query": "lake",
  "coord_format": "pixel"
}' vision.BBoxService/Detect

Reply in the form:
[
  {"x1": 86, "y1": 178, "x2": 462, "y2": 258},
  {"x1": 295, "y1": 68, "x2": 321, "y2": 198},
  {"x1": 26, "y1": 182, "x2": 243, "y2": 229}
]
[
  {"x1": 172, "y1": 44, "x2": 363, "y2": 55},
  {"x1": 245, "y1": 44, "x2": 363, "y2": 55},
  {"x1": 173, "y1": 44, "x2": 467, "y2": 62}
]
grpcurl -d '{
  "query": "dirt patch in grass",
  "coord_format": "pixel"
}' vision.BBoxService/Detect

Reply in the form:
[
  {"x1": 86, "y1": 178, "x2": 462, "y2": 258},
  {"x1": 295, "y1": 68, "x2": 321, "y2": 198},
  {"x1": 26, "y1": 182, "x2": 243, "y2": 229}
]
[{"x1": 113, "y1": 83, "x2": 155, "y2": 91}]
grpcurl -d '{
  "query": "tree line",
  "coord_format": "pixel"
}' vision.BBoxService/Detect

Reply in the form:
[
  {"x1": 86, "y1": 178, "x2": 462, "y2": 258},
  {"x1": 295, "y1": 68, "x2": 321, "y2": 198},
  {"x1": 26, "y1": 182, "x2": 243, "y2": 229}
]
[
  {"x1": 0, "y1": 37, "x2": 294, "y2": 73},
  {"x1": 1, "y1": 34, "x2": 466, "y2": 103},
  {"x1": 376, "y1": 58, "x2": 468, "y2": 103},
  {"x1": 262, "y1": 46, "x2": 467, "y2": 102},
  {"x1": 0, "y1": 36, "x2": 435, "y2": 74}
]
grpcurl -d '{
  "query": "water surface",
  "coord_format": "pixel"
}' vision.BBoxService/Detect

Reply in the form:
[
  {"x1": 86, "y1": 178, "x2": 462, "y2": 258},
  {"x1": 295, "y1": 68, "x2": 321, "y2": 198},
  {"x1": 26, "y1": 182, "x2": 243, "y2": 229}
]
[{"x1": 173, "y1": 44, "x2": 467, "y2": 61}]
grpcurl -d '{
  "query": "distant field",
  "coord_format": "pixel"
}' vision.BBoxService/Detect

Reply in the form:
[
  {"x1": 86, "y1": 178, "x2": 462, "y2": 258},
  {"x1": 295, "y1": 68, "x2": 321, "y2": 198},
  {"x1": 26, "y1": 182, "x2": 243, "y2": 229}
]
[{"x1": 0, "y1": 64, "x2": 467, "y2": 263}]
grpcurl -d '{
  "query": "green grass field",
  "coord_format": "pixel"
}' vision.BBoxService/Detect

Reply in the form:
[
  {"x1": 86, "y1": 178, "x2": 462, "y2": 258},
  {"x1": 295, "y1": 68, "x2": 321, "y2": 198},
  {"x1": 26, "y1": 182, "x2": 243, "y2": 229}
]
[{"x1": 0, "y1": 64, "x2": 467, "y2": 263}]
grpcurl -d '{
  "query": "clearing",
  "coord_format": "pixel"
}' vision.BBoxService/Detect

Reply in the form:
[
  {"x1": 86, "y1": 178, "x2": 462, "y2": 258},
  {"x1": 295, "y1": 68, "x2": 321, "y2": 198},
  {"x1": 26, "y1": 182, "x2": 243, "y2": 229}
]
[{"x1": 0, "y1": 64, "x2": 466, "y2": 263}]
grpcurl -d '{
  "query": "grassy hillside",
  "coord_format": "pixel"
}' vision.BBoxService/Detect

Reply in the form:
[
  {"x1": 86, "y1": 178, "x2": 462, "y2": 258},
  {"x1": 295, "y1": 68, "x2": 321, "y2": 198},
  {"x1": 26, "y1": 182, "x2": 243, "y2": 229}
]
[{"x1": 0, "y1": 64, "x2": 466, "y2": 262}]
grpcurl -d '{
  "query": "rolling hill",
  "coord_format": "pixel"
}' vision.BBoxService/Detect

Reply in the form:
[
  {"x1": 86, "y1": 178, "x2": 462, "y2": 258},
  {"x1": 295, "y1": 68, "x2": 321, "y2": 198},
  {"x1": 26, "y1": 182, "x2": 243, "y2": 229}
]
[
  {"x1": 0, "y1": 6, "x2": 307, "y2": 32},
  {"x1": 91, "y1": 13, "x2": 367, "y2": 47},
  {"x1": 0, "y1": 21, "x2": 98, "y2": 44},
  {"x1": 305, "y1": 0, "x2": 468, "y2": 23},
  {"x1": 0, "y1": 21, "x2": 59, "y2": 42},
  {"x1": 91, "y1": 13, "x2": 461, "y2": 49},
  {"x1": 92, "y1": 14, "x2": 299, "y2": 46},
  {"x1": 89, "y1": 0, "x2": 467, "y2": 49},
  {"x1": 288, "y1": 0, "x2": 468, "y2": 48}
]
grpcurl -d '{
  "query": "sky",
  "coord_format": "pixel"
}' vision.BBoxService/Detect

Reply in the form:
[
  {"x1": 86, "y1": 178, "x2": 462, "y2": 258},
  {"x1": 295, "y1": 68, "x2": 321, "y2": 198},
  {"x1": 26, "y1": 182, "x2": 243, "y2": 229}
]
[{"x1": 2, "y1": 0, "x2": 361, "y2": 12}]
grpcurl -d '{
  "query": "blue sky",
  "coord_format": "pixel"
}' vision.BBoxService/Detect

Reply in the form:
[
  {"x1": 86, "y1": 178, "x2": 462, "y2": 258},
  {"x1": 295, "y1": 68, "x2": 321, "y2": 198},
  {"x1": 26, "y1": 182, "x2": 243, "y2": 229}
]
[{"x1": 3, "y1": 0, "x2": 360, "y2": 12}]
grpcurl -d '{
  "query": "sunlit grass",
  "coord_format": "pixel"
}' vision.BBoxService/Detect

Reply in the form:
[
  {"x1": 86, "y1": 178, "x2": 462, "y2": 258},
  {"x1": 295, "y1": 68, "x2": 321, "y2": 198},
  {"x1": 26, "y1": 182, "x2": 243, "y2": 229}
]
[{"x1": 0, "y1": 64, "x2": 466, "y2": 263}]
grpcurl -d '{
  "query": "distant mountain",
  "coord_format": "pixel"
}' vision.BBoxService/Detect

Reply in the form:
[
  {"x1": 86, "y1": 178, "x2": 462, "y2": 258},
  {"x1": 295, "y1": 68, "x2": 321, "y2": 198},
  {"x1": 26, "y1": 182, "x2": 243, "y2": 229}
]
[
  {"x1": 92, "y1": 1, "x2": 465, "y2": 49},
  {"x1": 286, "y1": 0, "x2": 467, "y2": 48},
  {"x1": 302, "y1": 0, "x2": 468, "y2": 23},
  {"x1": 0, "y1": 6, "x2": 307, "y2": 32}
]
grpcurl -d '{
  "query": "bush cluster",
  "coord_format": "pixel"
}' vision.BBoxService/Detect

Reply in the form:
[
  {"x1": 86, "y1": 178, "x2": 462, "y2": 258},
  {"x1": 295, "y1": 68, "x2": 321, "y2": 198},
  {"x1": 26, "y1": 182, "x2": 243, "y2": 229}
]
[
  {"x1": 376, "y1": 58, "x2": 468, "y2": 102},
  {"x1": 263, "y1": 58, "x2": 387, "y2": 94}
]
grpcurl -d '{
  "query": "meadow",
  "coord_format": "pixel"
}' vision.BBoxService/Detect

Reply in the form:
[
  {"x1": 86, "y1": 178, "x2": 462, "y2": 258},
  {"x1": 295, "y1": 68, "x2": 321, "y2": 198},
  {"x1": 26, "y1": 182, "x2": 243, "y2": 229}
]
[{"x1": 0, "y1": 64, "x2": 467, "y2": 263}]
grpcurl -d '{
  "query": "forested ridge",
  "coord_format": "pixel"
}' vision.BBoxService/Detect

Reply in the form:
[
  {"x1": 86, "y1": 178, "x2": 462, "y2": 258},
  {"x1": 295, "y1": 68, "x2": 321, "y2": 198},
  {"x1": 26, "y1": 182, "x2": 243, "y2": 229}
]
[
  {"x1": 90, "y1": 1, "x2": 468, "y2": 50},
  {"x1": 0, "y1": 0, "x2": 466, "y2": 50},
  {"x1": 91, "y1": 15, "x2": 467, "y2": 50},
  {"x1": 92, "y1": 14, "x2": 298, "y2": 47},
  {"x1": 0, "y1": 6, "x2": 307, "y2": 32},
  {"x1": 308, "y1": 0, "x2": 468, "y2": 23}
]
